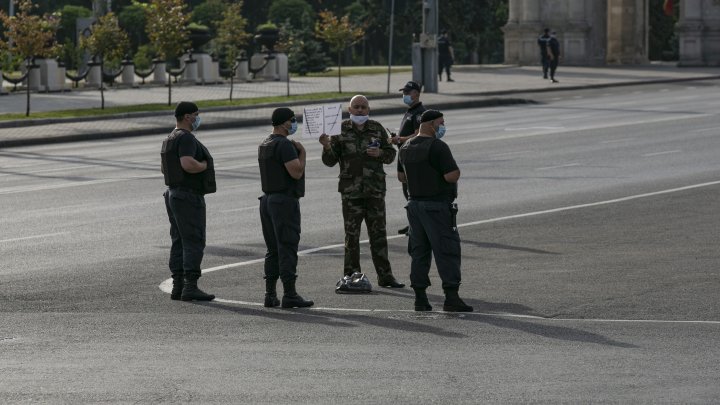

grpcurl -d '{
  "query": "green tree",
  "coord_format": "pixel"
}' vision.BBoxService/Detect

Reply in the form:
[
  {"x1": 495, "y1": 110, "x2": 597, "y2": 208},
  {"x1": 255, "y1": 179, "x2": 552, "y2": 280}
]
[
  {"x1": 80, "y1": 12, "x2": 130, "y2": 109},
  {"x1": 57, "y1": 5, "x2": 92, "y2": 44},
  {"x1": 315, "y1": 10, "x2": 364, "y2": 93},
  {"x1": 278, "y1": 10, "x2": 328, "y2": 75},
  {"x1": 0, "y1": 0, "x2": 60, "y2": 116},
  {"x1": 143, "y1": 0, "x2": 190, "y2": 106},
  {"x1": 268, "y1": 0, "x2": 313, "y2": 29},
  {"x1": 215, "y1": 0, "x2": 250, "y2": 101},
  {"x1": 190, "y1": 0, "x2": 227, "y2": 37},
  {"x1": 117, "y1": 2, "x2": 147, "y2": 54}
]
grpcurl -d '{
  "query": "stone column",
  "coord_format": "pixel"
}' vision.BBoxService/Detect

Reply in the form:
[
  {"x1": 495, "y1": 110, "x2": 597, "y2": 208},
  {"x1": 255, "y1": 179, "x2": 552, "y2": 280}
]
[
  {"x1": 606, "y1": 0, "x2": 648, "y2": 64},
  {"x1": 563, "y1": 0, "x2": 591, "y2": 65},
  {"x1": 152, "y1": 60, "x2": 167, "y2": 85},
  {"x1": 677, "y1": 0, "x2": 704, "y2": 65}
]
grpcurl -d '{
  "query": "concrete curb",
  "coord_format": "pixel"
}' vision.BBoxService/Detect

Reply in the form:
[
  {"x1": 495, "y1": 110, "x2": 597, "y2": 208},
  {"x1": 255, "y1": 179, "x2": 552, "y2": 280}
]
[{"x1": 0, "y1": 97, "x2": 533, "y2": 148}]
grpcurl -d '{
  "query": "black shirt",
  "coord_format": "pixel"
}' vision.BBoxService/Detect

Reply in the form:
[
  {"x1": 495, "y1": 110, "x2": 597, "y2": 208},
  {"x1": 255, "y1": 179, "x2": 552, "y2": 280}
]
[
  {"x1": 271, "y1": 134, "x2": 305, "y2": 197},
  {"x1": 437, "y1": 36, "x2": 451, "y2": 57},
  {"x1": 398, "y1": 102, "x2": 426, "y2": 138},
  {"x1": 397, "y1": 136, "x2": 459, "y2": 202},
  {"x1": 176, "y1": 131, "x2": 208, "y2": 191}
]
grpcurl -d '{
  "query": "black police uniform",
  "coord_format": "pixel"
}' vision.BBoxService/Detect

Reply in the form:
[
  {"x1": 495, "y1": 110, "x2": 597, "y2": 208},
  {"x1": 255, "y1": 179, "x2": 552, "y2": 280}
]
[
  {"x1": 258, "y1": 134, "x2": 304, "y2": 285},
  {"x1": 537, "y1": 33, "x2": 551, "y2": 78},
  {"x1": 437, "y1": 35, "x2": 453, "y2": 80},
  {"x1": 397, "y1": 101, "x2": 426, "y2": 200},
  {"x1": 161, "y1": 128, "x2": 216, "y2": 284},
  {"x1": 398, "y1": 136, "x2": 461, "y2": 290},
  {"x1": 548, "y1": 36, "x2": 560, "y2": 81}
]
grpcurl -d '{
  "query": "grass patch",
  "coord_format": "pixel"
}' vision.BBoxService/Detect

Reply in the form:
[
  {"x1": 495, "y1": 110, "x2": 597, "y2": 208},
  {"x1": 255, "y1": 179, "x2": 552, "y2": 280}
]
[
  {"x1": 298, "y1": 65, "x2": 412, "y2": 78},
  {"x1": 0, "y1": 91, "x2": 387, "y2": 121}
]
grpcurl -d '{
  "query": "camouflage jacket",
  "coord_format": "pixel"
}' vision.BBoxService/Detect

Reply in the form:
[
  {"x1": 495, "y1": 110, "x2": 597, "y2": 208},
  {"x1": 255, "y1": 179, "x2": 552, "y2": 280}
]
[{"x1": 321, "y1": 119, "x2": 396, "y2": 199}]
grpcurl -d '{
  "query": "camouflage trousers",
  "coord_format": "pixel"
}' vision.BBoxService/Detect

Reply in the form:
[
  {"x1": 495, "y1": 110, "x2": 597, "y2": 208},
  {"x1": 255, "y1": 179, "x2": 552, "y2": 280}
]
[{"x1": 341, "y1": 196, "x2": 393, "y2": 278}]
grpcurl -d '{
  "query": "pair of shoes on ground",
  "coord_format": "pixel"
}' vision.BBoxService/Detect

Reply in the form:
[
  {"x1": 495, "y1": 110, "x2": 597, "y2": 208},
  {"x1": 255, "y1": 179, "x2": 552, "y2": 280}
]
[{"x1": 378, "y1": 276, "x2": 405, "y2": 288}]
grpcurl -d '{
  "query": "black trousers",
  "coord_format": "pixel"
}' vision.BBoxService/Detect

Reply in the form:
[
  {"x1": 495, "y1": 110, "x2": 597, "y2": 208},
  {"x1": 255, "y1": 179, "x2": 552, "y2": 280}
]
[
  {"x1": 260, "y1": 193, "x2": 301, "y2": 283},
  {"x1": 438, "y1": 56, "x2": 452, "y2": 79},
  {"x1": 406, "y1": 200, "x2": 462, "y2": 289},
  {"x1": 541, "y1": 55, "x2": 550, "y2": 77},
  {"x1": 164, "y1": 188, "x2": 206, "y2": 278},
  {"x1": 550, "y1": 58, "x2": 559, "y2": 79}
]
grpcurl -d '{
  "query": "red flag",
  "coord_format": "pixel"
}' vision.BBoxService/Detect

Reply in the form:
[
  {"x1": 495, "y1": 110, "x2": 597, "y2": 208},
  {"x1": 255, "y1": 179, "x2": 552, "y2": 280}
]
[{"x1": 663, "y1": 0, "x2": 674, "y2": 16}]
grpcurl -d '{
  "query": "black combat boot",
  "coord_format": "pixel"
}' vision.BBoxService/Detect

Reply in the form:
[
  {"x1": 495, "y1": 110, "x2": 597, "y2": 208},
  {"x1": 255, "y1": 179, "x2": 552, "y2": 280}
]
[
  {"x1": 378, "y1": 273, "x2": 405, "y2": 288},
  {"x1": 442, "y1": 286, "x2": 473, "y2": 312},
  {"x1": 170, "y1": 274, "x2": 184, "y2": 300},
  {"x1": 264, "y1": 277, "x2": 280, "y2": 308},
  {"x1": 413, "y1": 287, "x2": 432, "y2": 312},
  {"x1": 281, "y1": 280, "x2": 314, "y2": 308},
  {"x1": 181, "y1": 274, "x2": 215, "y2": 302}
]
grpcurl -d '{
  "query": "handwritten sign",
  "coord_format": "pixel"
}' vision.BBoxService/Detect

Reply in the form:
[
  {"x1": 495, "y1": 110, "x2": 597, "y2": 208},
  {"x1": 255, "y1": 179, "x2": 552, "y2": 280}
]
[{"x1": 302, "y1": 103, "x2": 343, "y2": 138}]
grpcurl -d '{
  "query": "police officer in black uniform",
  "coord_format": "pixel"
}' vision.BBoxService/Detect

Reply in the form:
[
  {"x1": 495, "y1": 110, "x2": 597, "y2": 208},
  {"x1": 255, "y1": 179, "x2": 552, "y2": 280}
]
[
  {"x1": 437, "y1": 31, "x2": 454, "y2": 82},
  {"x1": 397, "y1": 109, "x2": 472, "y2": 312},
  {"x1": 161, "y1": 101, "x2": 216, "y2": 301},
  {"x1": 537, "y1": 28, "x2": 551, "y2": 79},
  {"x1": 258, "y1": 107, "x2": 314, "y2": 308},
  {"x1": 393, "y1": 81, "x2": 426, "y2": 235}
]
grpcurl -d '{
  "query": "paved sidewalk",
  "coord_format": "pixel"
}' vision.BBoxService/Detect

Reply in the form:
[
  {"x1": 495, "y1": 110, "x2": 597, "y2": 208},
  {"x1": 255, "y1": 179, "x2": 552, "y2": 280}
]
[{"x1": 1, "y1": 64, "x2": 718, "y2": 147}]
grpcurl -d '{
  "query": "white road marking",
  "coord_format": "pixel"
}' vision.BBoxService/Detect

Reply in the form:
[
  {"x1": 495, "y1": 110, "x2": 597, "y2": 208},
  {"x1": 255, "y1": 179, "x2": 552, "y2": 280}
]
[
  {"x1": 692, "y1": 127, "x2": 719, "y2": 133},
  {"x1": 535, "y1": 162, "x2": 581, "y2": 171},
  {"x1": 0, "y1": 232, "x2": 69, "y2": 243},
  {"x1": 220, "y1": 206, "x2": 257, "y2": 213},
  {"x1": 600, "y1": 138, "x2": 634, "y2": 144},
  {"x1": 504, "y1": 127, "x2": 565, "y2": 131},
  {"x1": 159, "y1": 180, "x2": 720, "y2": 324},
  {"x1": 642, "y1": 150, "x2": 681, "y2": 157},
  {"x1": 490, "y1": 150, "x2": 533, "y2": 158}
]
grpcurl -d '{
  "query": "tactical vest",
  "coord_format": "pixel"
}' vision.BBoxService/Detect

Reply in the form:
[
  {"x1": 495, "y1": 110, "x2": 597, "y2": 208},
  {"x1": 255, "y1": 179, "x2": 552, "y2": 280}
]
[
  {"x1": 161, "y1": 129, "x2": 186, "y2": 187},
  {"x1": 258, "y1": 135, "x2": 304, "y2": 197},
  {"x1": 399, "y1": 137, "x2": 444, "y2": 198},
  {"x1": 161, "y1": 129, "x2": 216, "y2": 194}
]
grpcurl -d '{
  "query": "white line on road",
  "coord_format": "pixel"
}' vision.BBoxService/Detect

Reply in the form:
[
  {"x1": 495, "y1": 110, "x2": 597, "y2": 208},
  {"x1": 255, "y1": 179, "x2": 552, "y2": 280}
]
[
  {"x1": 600, "y1": 138, "x2": 635, "y2": 144},
  {"x1": 642, "y1": 150, "x2": 681, "y2": 157},
  {"x1": 504, "y1": 127, "x2": 565, "y2": 131},
  {"x1": 0, "y1": 232, "x2": 69, "y2": 244},
  {"x1": 535, "y1": 162, "x2": 581, "y2": 171},
  {"x1": 220, "y1": 206, "x2": 257, "y2": 213},
  {"x1": 692, "y1": 127, "x2": 720, "y2": 133},
  {"x1": 159, "y1": 179, "x2": 720, "y2": 325}
]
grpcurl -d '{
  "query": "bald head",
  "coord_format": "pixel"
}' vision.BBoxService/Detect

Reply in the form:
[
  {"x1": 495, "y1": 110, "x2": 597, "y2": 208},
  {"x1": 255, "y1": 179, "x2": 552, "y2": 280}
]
[{"x1": 348, "y1": 95, "x2": 369, "y2": 116}]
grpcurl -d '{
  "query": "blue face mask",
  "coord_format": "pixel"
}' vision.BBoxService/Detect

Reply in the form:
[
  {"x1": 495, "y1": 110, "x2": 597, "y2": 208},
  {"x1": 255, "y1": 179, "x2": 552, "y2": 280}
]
[
  {"x1": 435, "y1": 125, "x2": 446, "y2": 139},
  {"x1": 191, "y1": 115, "x2": 201, "y2": 131},
  {"x1": 402, "y1": 94, "x2": 413, "y2": 106},
  {"x1": 288, "y1": 121, "x2": 298, "y2": 135}
]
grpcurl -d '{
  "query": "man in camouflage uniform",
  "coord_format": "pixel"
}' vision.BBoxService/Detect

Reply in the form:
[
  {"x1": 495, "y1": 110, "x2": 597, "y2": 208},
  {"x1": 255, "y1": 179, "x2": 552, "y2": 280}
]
[{"x1": 319, "y1": 95, "x2": 405, "y2": 288}]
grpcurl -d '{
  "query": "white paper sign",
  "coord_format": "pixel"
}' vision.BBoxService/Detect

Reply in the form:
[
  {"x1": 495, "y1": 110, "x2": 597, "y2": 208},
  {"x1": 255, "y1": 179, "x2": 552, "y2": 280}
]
[{"x1": 302, "y1": 103, "x2": 343, "y2": 138}]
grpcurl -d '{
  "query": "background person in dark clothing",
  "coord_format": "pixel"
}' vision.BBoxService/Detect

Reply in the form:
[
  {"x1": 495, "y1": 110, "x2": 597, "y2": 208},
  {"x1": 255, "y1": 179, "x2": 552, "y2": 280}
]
[
  {"x1": 537, "y1": 28, "x2": 551, "y2": 79},
  {"x1": 397, "y1": 109, "x2": 473, "y2": 312},
  {"x1": 393, "y1": 80, "x2": 426, "y2": 235},
  {"x1": 437, "y1": 31, "x2": 454, "y2": 82},
  {"x1": 161, "y1": 101, "x2": 215, "y2": 302},
  {"x1": 548, "y1": 31, "x2": 561, "y2": 83},
  {"x1": 258, "y1": 107, "x2": 314, "y2": 308}
]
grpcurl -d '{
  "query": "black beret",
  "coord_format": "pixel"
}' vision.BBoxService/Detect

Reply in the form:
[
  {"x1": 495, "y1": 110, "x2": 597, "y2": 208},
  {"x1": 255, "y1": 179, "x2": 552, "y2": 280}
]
[
  {"x1": 420, "y1": 109, "x2": 443, "y2": 123},
  {"x1": 271, "y1": 107, "x2": 295, "y2": 126},
  {"x1": 399, "y1": 81, "x2": 421, "y2": 92},
  {"x1": 174, "y1": 101, "x2": 198, "y2": 118}
]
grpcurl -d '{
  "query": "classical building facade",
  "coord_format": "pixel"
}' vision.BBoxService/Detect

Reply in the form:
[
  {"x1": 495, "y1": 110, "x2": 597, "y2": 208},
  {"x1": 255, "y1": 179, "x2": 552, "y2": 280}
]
[{"x1": 503, "y1": 0, "x2": 720, "y2": 66}]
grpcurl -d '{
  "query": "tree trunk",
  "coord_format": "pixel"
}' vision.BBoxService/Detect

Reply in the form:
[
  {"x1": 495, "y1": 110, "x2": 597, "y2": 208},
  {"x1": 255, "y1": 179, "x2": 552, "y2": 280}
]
[
  {"x1": 25, "y1": 59, "x2": 31, "y2": 116},
  {"x1": 229, "y1": 75, "x2": 234, "y2": 101},
  {"x1": 25, "y1": 77, "x2": 30, "y2": 117},
  {"x1": 337, "y1": 50, "x2": 342, "y2": 94},
  {"x1": 167, "y1": 72, "x2": 172, "y2": 106},
  {"x1": 100, "y1": 58, "x2": 105, "y2": 110}
]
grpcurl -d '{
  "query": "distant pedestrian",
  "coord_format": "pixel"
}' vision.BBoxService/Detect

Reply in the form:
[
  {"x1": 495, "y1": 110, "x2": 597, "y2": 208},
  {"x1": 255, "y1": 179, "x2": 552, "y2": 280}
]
[
  {"x1": 437, "y1": 30, "x2": 454, "y2": 82},
  {"x1": 393, "y1": 80, "x2": 426, "y2": 235},
  {"x1": 537, "y1": 28, "x2": 551, "y2": 79},
  {"x1": 258, "y1": 107, "x2": 313, "y2": 308},
  {"x1": 397, "y1": 109, "x2": 473, "y2": 312},
  {"x1": 161, "y1": 101, "x2": 216, "y2": 302},
  {"x1": 319, "y1": 95, "x2": 406, "y2": 289},
  {"x1": 548, "y1": 31, "x2": 561, "y2": 83}
]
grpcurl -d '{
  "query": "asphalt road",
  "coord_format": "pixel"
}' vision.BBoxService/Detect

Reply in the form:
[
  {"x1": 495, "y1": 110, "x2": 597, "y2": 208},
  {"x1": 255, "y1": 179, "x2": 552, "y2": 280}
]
[{"x1": 1, "y1": 80, "x2": 719, "y2": 403}]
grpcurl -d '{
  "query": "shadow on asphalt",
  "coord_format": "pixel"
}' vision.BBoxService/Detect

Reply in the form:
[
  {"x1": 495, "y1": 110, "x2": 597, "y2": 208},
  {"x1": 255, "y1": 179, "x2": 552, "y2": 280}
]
[
  {"x1": 463, "y1": 315, "x2": 637, "y2": 348},
  {"x1": 194, "y1": 301, "x2": 466, "y2": 338}
]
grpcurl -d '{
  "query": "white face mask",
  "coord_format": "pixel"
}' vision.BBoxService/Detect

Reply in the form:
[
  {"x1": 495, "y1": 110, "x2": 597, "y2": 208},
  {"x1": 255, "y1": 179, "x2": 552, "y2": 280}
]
[
  {"x1": 350, "y1": 114, "x2": 369, "y2": 125},
  {"x1": 191, "y1": 115, "x2": 201, "y2": 131}
]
